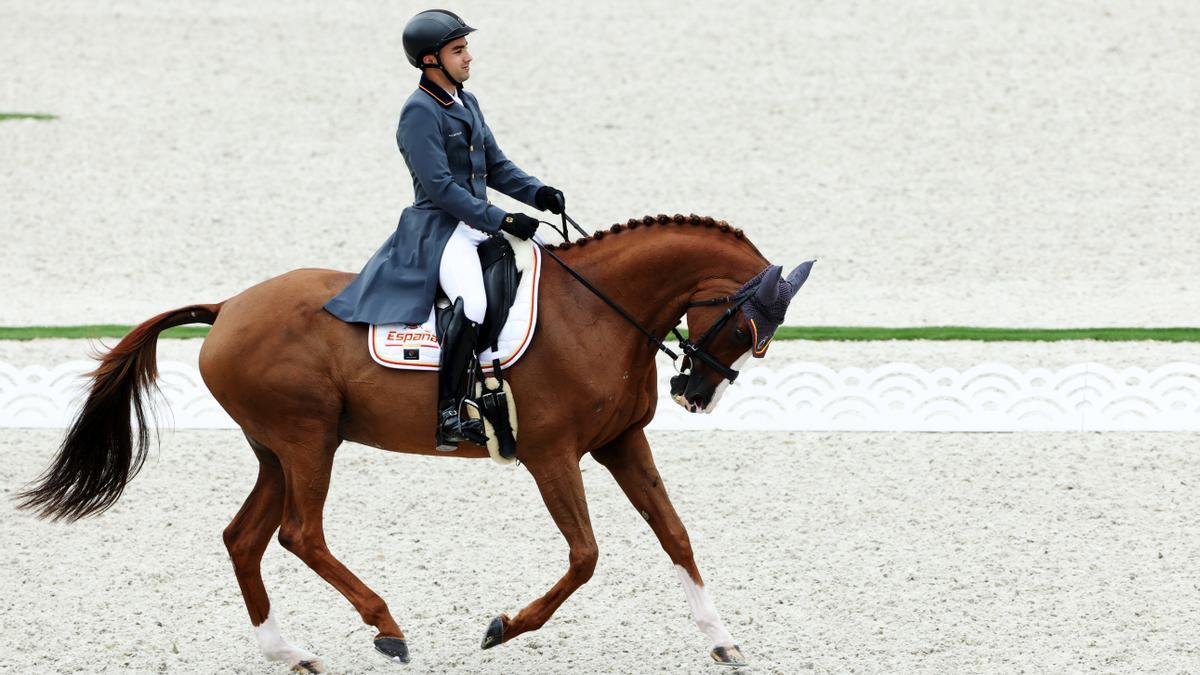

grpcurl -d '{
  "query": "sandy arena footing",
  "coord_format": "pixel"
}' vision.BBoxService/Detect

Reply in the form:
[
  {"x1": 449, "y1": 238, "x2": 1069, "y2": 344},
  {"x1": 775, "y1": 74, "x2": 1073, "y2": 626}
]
[{"x1": 2, "y1": 428, "x2": 1197, "y2": 673}]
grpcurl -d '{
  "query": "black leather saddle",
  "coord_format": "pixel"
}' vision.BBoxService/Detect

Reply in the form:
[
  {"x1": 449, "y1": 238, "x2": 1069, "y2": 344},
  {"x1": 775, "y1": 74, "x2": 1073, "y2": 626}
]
[{"x1": 435, "y1": 234, "x2": 523, "y2": 351}]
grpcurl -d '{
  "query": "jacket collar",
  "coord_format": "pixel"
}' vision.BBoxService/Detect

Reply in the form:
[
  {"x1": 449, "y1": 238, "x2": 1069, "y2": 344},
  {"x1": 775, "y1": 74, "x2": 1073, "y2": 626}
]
[{"x1": 418, "y1": 74, "x2": 459, "y2": 108}]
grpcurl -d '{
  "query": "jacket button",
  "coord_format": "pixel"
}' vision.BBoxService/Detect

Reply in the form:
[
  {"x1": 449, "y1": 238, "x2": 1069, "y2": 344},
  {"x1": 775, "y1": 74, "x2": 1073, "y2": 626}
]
[
  {"x1": 469, "y1": 144, "x2": 475, "y2": 151},
  {"x1": 471, "y1": 172, "x2": 475, "y2": 179}
]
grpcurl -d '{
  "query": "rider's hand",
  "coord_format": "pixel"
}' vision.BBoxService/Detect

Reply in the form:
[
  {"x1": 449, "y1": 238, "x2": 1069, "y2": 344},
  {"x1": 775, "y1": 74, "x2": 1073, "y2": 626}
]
[
  {"x1": 501, "y1": 213, "x2": 539, "y2": 240},
  {"x1": 535, "y1": 186, "x2": 566, "y2": 215}
]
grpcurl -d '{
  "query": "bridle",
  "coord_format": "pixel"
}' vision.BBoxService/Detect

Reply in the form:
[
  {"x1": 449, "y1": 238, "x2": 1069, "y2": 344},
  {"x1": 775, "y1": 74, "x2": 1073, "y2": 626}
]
[
  {"x1": 672, "y1": 289, "x2": 756, "y2": 384},
  {"x1": 536, "y1": 211, "x2": 762, "y2": 388}
]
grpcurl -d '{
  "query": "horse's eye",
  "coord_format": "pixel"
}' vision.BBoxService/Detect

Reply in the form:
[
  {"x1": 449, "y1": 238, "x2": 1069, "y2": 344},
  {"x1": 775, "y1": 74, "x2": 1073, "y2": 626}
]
[{"x1": 734, "y1": 327, "x2": 748, "y2": 342}]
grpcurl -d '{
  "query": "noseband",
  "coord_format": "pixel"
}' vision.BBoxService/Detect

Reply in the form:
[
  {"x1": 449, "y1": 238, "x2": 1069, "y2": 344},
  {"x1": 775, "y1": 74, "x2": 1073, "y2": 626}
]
[{"x1": 670, "y1": 290, "x2": 756, "y2": 384}]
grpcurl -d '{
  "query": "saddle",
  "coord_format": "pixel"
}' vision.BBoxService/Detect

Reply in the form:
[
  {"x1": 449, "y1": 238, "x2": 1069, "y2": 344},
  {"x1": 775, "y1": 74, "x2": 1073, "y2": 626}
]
[
  {"x1": 436, "y1": 234, "x2": 522, "y2": 353},
  {"x1": 367, "y1": 237, "x2": 540, "y2": 373}
]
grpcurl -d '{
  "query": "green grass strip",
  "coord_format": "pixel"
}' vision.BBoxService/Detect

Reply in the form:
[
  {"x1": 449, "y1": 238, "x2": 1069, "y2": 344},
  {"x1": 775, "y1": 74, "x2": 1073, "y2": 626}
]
[
  {"x1": 1, "y1": 325, "x2": 1198, "y2": 342},
  {"x1": 0, "y1": 325, "x2": 211, "y2": 340},
  {"x1": 772, "y1": 326, "x2": 1200, "y2": 342},
  {"x1": 0, "y1": 112, "x2": 58, "y2": 121}
]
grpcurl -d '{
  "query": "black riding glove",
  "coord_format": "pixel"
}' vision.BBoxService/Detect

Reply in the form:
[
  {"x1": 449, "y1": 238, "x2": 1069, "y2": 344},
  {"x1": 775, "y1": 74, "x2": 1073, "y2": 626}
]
[
  {"x1": 501, "y1": 213, "x2": 539, "y2": 240},
  {"x1": 535, "y1": 185, "x2": 566, "y2": 215}
]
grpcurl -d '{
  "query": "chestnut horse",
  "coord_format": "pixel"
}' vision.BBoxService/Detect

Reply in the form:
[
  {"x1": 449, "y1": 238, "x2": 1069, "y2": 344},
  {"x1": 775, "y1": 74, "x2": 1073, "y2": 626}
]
[{"x1": 18, "y1": 214, "x2": 811, "y2": 672}]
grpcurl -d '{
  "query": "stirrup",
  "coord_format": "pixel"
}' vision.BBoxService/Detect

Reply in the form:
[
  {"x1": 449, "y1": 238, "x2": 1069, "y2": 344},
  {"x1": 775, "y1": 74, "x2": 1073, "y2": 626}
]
[{"x1": 435, "y1": 406, "x2": 486, "y2": 451}]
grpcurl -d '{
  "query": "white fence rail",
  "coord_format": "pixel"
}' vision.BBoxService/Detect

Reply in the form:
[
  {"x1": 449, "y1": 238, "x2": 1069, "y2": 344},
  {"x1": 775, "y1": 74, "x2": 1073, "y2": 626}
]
[{"x1": 2, "y1": 361, "x2": 1198, "y2": 432}]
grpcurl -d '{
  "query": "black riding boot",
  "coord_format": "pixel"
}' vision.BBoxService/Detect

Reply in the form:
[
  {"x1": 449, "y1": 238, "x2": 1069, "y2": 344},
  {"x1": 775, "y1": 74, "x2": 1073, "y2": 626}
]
[{"x1": 436, "y1": 299, "x2": 488, "y2": 451}]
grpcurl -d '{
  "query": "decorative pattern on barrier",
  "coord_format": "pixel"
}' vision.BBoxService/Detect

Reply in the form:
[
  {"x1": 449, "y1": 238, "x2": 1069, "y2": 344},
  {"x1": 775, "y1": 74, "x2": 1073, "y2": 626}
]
[
  {"x1": 0, "y1": 361, "x2": 233, "y2": 430},
  {"x1": 2, "y1": 361, "x2": 1198, "y2": 431}
]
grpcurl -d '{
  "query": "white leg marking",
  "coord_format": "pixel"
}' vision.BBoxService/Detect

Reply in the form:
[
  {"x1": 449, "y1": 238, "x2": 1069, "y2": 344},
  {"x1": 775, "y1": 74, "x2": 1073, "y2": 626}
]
[
  {"x1": 702, "y1": 352, "x2": 752, "y2": 413},
  {"x1": 675, "y1": 564, "x2": 736, "y2": 647},
  {"x1": 254, "y1": 608, "x2": 318, "y2": 666}
]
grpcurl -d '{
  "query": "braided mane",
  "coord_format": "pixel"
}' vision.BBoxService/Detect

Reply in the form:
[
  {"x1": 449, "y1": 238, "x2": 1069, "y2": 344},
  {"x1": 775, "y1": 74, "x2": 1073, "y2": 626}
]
[{"x1": 544, "y1": 213, "x2": 762, "y2": 257}]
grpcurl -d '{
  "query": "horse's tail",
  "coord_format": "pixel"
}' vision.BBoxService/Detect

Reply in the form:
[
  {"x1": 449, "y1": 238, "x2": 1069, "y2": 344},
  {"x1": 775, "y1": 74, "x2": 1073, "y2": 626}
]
[{"x1": 16, "y1": 303, "x2": 223, "y2": 521}]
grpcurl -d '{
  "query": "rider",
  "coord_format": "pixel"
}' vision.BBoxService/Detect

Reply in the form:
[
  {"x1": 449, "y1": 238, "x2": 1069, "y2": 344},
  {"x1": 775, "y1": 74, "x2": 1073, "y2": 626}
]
[{"x1": 324, "y1": 9, "x2": 566, "y2": 450}]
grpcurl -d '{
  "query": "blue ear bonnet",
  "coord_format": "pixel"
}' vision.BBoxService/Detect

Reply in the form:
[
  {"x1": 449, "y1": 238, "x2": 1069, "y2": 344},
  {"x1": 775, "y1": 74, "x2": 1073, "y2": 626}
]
[{"x1": 735, "y1": 261, "x2": 814, "y2": 356}]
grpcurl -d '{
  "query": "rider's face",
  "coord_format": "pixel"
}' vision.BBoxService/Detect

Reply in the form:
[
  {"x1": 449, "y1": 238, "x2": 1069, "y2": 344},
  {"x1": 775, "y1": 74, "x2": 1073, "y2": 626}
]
[{"x1": 434, "y1": 37, "x2": 471, "y2": 83}]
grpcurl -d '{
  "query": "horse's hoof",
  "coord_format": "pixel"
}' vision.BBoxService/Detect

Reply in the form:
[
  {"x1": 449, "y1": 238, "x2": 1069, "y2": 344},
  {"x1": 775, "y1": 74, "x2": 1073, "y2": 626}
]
[
  {"x1": 480, "y1": 615, "x2": 505, "y2": 650},
  {"x1": 710, "y1": 644, "x2": 748, "y2": 667},
  {"x1": 290, "y1": 659, "x2": 326, "y2": 674},
  {"x1": 374, "y1": 636, "x2": 410, "y2": 664}
]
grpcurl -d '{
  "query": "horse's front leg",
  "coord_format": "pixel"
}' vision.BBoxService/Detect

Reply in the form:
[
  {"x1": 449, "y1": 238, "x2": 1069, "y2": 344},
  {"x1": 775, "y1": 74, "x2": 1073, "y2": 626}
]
[
  {"x1": 592, "y1": 428, "x2": 747, "y2": 667},
  {"x1": 482, "y1": 458, "x2": 598, "y2": 649}
]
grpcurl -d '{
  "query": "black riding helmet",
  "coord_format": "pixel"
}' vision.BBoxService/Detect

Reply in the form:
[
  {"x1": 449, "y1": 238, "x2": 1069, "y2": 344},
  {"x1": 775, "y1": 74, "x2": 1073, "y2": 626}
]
[{"x1": 403, "y1": 9, "x2": 476, "y2": 85}]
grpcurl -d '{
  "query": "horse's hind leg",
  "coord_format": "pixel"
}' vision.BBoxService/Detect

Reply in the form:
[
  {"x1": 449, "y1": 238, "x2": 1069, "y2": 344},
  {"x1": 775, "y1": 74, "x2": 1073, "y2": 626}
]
[
  {"x1": 592, "y1": 428, "x2": 747, "y2": 667},
  {"x1": 273, "y1": 441, "x2": 410, "y2": 664},
  {"x1": 224, "y1": 436, "x2": 324, "y2": 673}
]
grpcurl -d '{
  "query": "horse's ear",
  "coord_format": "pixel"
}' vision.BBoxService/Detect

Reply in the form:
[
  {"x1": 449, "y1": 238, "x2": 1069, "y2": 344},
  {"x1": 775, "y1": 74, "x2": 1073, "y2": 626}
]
[
  {"x1": 754, "y1": 265, "x2": 783, "y2": 305},
  {"x1": 785, "y1": 260, "x2": 815, "y2": 291}
]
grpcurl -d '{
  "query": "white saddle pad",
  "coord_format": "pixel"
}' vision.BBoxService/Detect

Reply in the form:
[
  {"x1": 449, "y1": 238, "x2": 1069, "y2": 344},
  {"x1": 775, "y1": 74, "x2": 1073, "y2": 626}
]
[{"x1": 368, "y1": 238, "x2": 542, "y2": 372}]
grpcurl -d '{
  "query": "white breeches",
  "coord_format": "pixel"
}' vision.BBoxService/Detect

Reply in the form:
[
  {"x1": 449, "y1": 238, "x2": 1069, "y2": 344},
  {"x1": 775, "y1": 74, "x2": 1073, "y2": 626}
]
[{"x1": 439, "y1": 221, "x2": 489, "y2": 324}]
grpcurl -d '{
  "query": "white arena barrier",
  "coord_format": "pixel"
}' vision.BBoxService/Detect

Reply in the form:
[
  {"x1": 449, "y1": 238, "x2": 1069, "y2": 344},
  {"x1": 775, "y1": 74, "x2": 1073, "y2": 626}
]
[{"x1": 1, "y1": 361, "x2": 1198, "y2": 432}]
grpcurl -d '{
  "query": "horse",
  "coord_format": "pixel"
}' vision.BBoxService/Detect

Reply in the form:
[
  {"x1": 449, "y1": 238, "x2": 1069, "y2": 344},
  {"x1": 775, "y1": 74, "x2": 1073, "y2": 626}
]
[{"x1": 17, "y1": 213, "x2": 812, "y2": 672}]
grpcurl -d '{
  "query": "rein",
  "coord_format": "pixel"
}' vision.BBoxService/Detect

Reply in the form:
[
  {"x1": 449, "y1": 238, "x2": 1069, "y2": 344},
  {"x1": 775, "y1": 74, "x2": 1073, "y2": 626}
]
[
  {"x1": 535, "y1": 212, "x2": 758, "y2": 384},
  {"x1": 534, "y1": 238, "x2": 680, "y2": 360}
]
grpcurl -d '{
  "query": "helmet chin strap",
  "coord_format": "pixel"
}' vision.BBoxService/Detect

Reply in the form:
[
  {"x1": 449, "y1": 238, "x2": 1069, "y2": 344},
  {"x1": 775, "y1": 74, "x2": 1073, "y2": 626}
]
[{"x1": 422, "y1": 53, "x2": 462, "y2": 89}]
